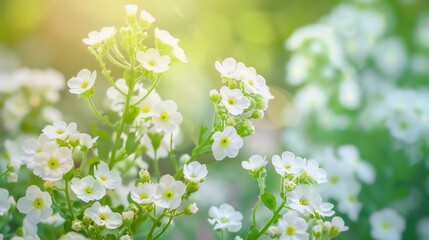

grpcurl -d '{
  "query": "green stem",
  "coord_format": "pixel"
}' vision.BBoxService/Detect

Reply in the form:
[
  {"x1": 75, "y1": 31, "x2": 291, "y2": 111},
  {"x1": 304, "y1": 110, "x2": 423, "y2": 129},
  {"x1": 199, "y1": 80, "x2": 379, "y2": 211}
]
[
  {"x1": 153, "y1": 216, "x2": 174, "y2": 240},
  {"x1": 64, "y1": 180, "x2": 75, "y2": 219},
  {"x1": 79, "y1": 150, "x2": 88, "y2": 175},
  {"x1": 107, "y1": 53, "x2": 129, "y2": 69},
  {"x1": 109, "y1": 81, "x2": 135, "y2": 169},
  {"x1": 153, "y1": 148, "x2": 160, "y2": 181},
  {"x1": 87, "y1": 97, "x2": 116, "y2": 130},
  {"x1": 133, "y1": 75, "x2": 161, "y2": 106},
  {"x1": 252, "y1": 174, "x2": 265, "y2": 227},
  {"x1": 169, "y1": 133, "x2": 179, "y2": 173},
  {"x1": 0, "y1": 169, "x2": 9, "y2": 178},
  {"x1": 148, "y1": 210, "x2": 167, "y2": 240},
  {"x1": 252, "y1": 201, "x2": 286, "y2": 239},
  {"x1": 174, "y1": 131, "x2": 215, "y2": 179}
]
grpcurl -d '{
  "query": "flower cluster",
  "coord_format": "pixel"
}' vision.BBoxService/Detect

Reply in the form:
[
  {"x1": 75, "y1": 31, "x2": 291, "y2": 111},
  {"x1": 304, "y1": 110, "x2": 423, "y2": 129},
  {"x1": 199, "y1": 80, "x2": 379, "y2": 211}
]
[
  {"x1": 209, "y1": 151, "x2": 349, "y2": 239},
  {"x1": 0, "y1": 68, "x2": 64, "y2": 131}
]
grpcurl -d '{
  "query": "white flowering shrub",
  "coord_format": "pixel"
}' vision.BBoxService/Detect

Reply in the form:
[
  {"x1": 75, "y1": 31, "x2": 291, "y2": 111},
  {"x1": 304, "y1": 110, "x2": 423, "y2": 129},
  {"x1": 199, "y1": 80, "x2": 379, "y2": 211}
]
[{"x1": 0, "y1": 4, "x2": 349, "y2": 240}]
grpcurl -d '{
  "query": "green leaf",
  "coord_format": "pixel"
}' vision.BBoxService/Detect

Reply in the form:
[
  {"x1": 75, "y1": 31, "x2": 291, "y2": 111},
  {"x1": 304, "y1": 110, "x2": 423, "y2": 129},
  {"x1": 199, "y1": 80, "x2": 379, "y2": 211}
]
[
  {"x1": 261, "y1": 192, "x2": 277, "y2": 212},
  {"x1": 126, "y1": 132, "x2": 138, "y2": 155}
]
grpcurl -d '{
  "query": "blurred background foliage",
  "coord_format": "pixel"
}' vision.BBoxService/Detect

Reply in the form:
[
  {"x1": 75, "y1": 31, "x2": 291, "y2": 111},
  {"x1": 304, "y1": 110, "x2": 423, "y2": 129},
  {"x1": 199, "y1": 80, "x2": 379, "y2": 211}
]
[{"x1": 1, "y1": 0, "x2": 429, "y2": 239}]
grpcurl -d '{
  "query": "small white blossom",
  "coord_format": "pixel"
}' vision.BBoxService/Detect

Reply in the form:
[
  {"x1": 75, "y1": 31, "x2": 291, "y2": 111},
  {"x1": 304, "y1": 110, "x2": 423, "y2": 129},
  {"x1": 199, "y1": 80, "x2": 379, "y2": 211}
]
[
  {"x1": 330, "y1": 217, "x2": 349, "y2": 236},
  {"x1": 0, "y1": 188, "x2": 11, "y2": 215},
  {"x1": 17, "y1": 185, "x2": 53, "y2": 224},
  {"x1": 71, "y1": 176, "x2": 106, "y2": 203},
  {"x1": 41, "y1": 213, "x2": 65, "y2": 226},
  {"x1": 22, "y1": 134, "x2": 50, "y2": 165},
  {"x1": 136, "y1": 48, "x2": 170, "y2": 73},
  {"x1": 59, "y1": 232, "x2": 88, "y2": 240},
  {"x1": 302, "y1": 159, "x2": 327, "y2": 184},
  {"x1": 136, "y1": 90, "x2": 162, "y2": 118},
  {"x1": 94, "y1": 161, "x2": 122, "y2": 189},
  {"x1": 155, "y1": 175, "x2": 186, "y2": 209},
  {"x1": 83, "y1": 27, "x2": 116, "y2": 46},
  {"x1": 241, "y1": 154, "x2": 267, "y2": 172},
  {"x1": 272, "y1": 151, "x2": 305, "y2": 177},
  {"x1": 211, "y1": 126, "x2": 243, "y2": 161},
  {"x1": 277, "y1": 211, "x2": 308, "y2": 240},
  {"x1": 220, "y1": 86, "x2": 250, "y2": 116},
  {"x1": 140, "y1": 10, "x2": 155, "y2": 24},
  {"x1": 287, "y1": 185, "x2": 324, "y2": 216},
  {"x1": 124, "y1": 4, "x2": 138, "y2": 15},
  {"x1": 32, "y1": 142, "x2": 74, "y2": 181},
  {"x1": 42, "y1": 121, "x2": 77, "y2": 140},
  {"x1": 215, "y1": 58, "x2": 241, "y2": 79},
  {"x1": 369, "y1": 208, "x2": 405, "y2": 240},
  {"x1": 152, "y1": 100, "x2": 183, "y2": 132},
  {"x1": 154, "y1": 28, "x2": 180, "y2": 48},
  {"x1": 130, "y1": 182, "x2": 157, "y2": 205},
  {"x1": 208, "y1": 204, "x2": 243, "y2": 232},
  {"x1": 183, "y1": 161, "x2": 208, "y2": 183},
  {"x1": 67, "y1": 69, "x2": 96, "y2": 95},
  {"x1": 84, "y1": 202, "x2": 123, "y2": 229}
]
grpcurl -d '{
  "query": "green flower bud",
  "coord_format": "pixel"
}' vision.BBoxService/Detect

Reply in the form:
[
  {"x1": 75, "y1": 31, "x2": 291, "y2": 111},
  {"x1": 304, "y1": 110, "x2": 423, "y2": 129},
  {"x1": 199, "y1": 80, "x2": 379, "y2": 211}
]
[
  {"x1": 44, "y1": 181, "x2": 54, "y2": 191},
  {"x1": 285, "y1": 181, "x2": 296, "y2": 192},
  {"x1": 139, "y1": 169, "x2": 151, "y2": 183},
  {"x1": 184, "y1": 202, "x2": 198, "y2": 215},
  {"x1": 72, "y1": 220, "x2": 84, "y2": 231},
  {"x1": 209, "y1": 89, "x2": 221, "y2": 103},
  {"x1": 312, "y1": 224, "x2": 323, "y2": 238}
]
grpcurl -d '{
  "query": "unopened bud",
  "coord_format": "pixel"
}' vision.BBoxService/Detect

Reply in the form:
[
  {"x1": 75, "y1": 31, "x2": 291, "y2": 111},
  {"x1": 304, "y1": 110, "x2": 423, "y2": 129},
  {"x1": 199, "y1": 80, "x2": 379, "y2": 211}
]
[
  {"x1": 285, "y1": 181, "x2": 296, "y2": 191},
  {"x1": 120, "y1": 234, "x2": 133, "y2": 240},
  {"x1": 72, "y1": 220, "x2": 84, "y2": 231},
  {"x1": 312, "y1": 224, "x2": 323, "y2": 238},
  {"x1": 139, "y1": 169, "x2": 151, "y2": 183},
  {"x1": 44, "y1": 182, "x2": 54, "y2": 191},
  {"x1": 267, "y1": 226, "x2": 279, "y2": 238},
  {"x1": 123, "y1": 210, "x2": 134, "y2": 224},
  {"x1": 209, "y1": 89, "x2": 220, "y2": 103},
  {"x1": 184, "y1": 202, "x2": 198, "y2": 215},
  {"x1": 179, "y1": 154, "x2": 190, "y2": 165}
]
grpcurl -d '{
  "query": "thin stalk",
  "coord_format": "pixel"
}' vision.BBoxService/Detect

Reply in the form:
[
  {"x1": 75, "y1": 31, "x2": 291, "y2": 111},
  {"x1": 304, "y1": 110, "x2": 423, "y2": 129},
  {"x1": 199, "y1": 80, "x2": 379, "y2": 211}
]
[
  {"x1": 153, "y1": 148, "x2": 160, "y2": 181},
  {"x1": 79, "y1": 150, "x2": 88, "y2": 175},
  {"x1": 0, "y1": 170, "x2": 9, "y2": 178},
  {"x1": 64, "y1": 180, "x2": 75, "y2": 219},
  {"x1": 153, "y1": 216, "x2": 174, "y2": 240},
  {"x1": 148, "y1": 210, "x2": 167, "y2": 240},
  {"x1": 87, "y1": 97, "x2": 116, "y2": 130},
  {"x1": 107, "y1": 53, "x2": 129, "y2": 69},
  {"x1": 252, "y1": 174, "x2": 265, "y2": 227},
  {"x1": 169, "y1": 133, "x2": 179, "y2": 173},
  {"x1": 252, "y1": 201, "x2": 286, "y2": 239},
  {"x1": 133, "y1": 75, "x2": 161, "y2": 106}
]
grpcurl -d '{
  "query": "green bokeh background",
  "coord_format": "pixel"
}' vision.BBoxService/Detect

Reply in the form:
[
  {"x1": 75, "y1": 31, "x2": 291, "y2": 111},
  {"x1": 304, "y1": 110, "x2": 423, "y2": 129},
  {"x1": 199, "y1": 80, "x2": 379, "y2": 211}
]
[{"x1": 1, "y1": 0, "x2": 429, "y2": 239}]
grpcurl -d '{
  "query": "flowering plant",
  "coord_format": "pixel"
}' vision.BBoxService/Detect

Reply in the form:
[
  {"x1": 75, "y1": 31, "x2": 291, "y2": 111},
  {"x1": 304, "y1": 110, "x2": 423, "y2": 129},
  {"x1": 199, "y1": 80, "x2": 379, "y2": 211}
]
[{"x1": 0, "y1": 4, "x2": 349, "y2": 240}]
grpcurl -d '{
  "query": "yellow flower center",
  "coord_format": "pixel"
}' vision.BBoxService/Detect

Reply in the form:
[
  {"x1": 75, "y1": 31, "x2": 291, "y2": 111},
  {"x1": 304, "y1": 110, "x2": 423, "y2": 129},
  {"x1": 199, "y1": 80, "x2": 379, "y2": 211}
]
[
  {"x1": 329, "y1": 176, "x2": 339, "y2": 184},
  {"x1": 284, "y1": 164, "x2": 291, "y2": 170},
  {"x1": 81, "y1": 81, "x2": 89, "y2": 89},
  {"x1": 221, "y1": 218, "x2": 229, "y2": 223},
  {"x1": 220, "y1": 137, "x2": 229, "y2": 147},
  {"x1": 164, "y1": 189, "x2": 174, "y2": 200},
  {"x1": 85, "y1": 187, "x2": 94, "y2": 194},
  {"x1": 99, "y1": 213, "x2": 108, "y2": 220},
  {"x1": 160, "y1": 112, "x2": 169, "y2": 121},
  {"x1": 148, "y1": 60, "x2": 156, "y2": 67},
  {"x1": 56, "y1": 129, "x2": 64, "y2": 135},
  {"x1": 48, "y1": 158, "x2": 59, "y2": 169},
  {"x1": 33, "y1": 198, "x2": 44, "y2": 209},
  {"x1": 249, "y1": 80, "x2": 254, "y2": 86},
  {"x1": 228, "y1": 97, "x2": 236, "y2": 105},
  {"x1": 348, "y1": 195, "x2": 356, "y2": 203},
  {"x1": 286, "y1": 226, "x2": 295, "y2": 236},
  {"x1": 142, "y1": 106, "x2": 151, "y2": 113},
  {"x1": 299, "y1": 198, "x2": 308, "y2": 206},
  {"x1": 382, "y1": 222, "x2": 390, "y2": 231},
  {"x1": 140, "y1": 193, "x2": 148, "y2": 199},
  {"x1": 400, "y1": 121, "x2": 408, "y2": 130},
  {"x1": 100, "y1": 176, "x2": 107, "y2": 181}
]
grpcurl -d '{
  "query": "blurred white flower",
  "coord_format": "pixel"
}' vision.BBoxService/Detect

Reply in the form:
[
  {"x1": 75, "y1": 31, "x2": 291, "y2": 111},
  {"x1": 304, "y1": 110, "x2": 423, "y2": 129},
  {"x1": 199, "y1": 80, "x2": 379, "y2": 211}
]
[
  {"x1": 124, "y1": 4, "x2": 138, "y2": 15},
  {"x1": 277, "y1": 211, "x2": 308, "y2": 240},
  {"x1": 183, "y1": 161, "x2": 208, "y2": 183},
  {"x1": 32, "y1": 142, "x2": 74, "y2": 181},
  {"x1": 42, "y1": 121, "x2": 77, "y2": 140},
  {"x1": 152, "y1": 100, "x2": 183, "y2": 132},
  {"x1": 154, "y1": 28, "x2": 179, "y2": 48},
  {"x1": 369, "y1": 208, "x2": 405, "y2": 240},
  {"x1": 17, "y1": 185, "x2": 53, "y2": 224},
  {"x1": 140, "y1": 10, "x2": 155, "y2": 25},
  {"x1": 155, "y1": 175, "x2": 186, "y2": 209},
  {"x1": 211, "y1": 126, "x2": 243, "y2": 160},
  {"x1": 415, "y1": 13, "x2": 429, "y2": 49},
  {"x1": 208, "y1": 203, "x2": 243, "y2": 232},
  {"x1": 130, "y1": 182, "x2": 157, "y2": 205},
  {"x1": 220, "y1": 86, "x2": 251, "y2": 116},
  {"x1": 215, "y1": 58, "x2": 242, "y2": 79},
  {"x1": 41, "y1": 213, "x2": 65, "y2": 226},
  {"x1": 373, "y1": 37, "x2": 407, "y2": 78},
  {"x1": 67, "y1": 69, "x2": 96, "y2": 95},
  {"x1": 294, "y1": 84, "x2": 327, "y2": 115},
  {"x1": 22, "y1": 134, "x2": 50, "y2": 165},
  {"x1": 330, "y1": 217, "x2": 349, "y2": 236},
  {"x1": 303, "y1": 159, "x2": 327, "y2": 184},
  {"x1": 84, "y1": 202, "x2": 123, "y2": 229},
  {"x1": 94, "y1": 162, "x2": 121, "y2": 189},
  {"x1": 286, "y1": 54, "x2": 312, "y2": 86},
  {"x1": 58, "y1": 232, "x2": 88, "y2": 240},
  {"x1": 241, "y1": 154, "x2": 267, "y2": 172},
  {"x1": 0, "y1": 188, "x2": 10, "y2": 215},
  {"x1": 71, "y1": 176, "x2": 106, "y2": 202},
  {"x1": 136, "y1": 48, "x2": 170, "y2": 73},
  {"x1": 83, "y1": 27, "x2": 116, "y2": 46}
]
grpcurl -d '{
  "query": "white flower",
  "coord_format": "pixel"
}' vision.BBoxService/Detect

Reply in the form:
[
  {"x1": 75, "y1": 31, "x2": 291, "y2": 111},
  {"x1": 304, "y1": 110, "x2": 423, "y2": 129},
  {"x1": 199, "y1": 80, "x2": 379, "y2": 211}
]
[
  {"x1": 122, "y1": 211, "x2": 134, "y2": 222},
  {"x1": 373, "y1": 37, "x2": 407, "y2": 77},
  {"x1": 23, "y1": 134, "x2": 50, "y2": 166},
  {"x1": 94, "y1": 162, "x2": 121, "y2": 189},
  {"x1": 136, "y1": 90, "x2": 161, "y2": 118},
  {"x1": 71, "y1": 176, "x2": 106, "y2": 203},
  {"x1": 42, "y1": 121, "x2": 77, "y2": 140},
  {"x1": 215, "y1": 58, "x2": 241, "y2": 79},
  {"x1": 83, "y1": 27, "x2": 116, "y2": 46},
  {"x1": 124, "y1": 4, "x2": 138, "y2": 15},
  {"x1": 370, "y1": 208, "x2": 405, "y2": 240},
  {"x1": 211, "y1": 126, "x2": 243, "y2": 161},
  {"x1": 136, "y1": 48, "x2": 170, "y2": 73},
  {"x1": 17, "y1": 185, "x2": 53, "y2": 224},
  {"x1": 241, "y1": 154, "x2": 267, "y2": 172},
  {"x1": 140, "y1": 10, "x2": 155, "y2": 24},
  {"x1": 59, "y1": 232, "x2": 88, "y2": 240},
  {"x1": 84, "y1": 202, "x2": 123, "y2": 229},
  {"x1": 277, "y1": 211, "x2": 308, "y2": 240},
  {"x1": 294, "y1": 84, "x2": 327, "y2": 115},
  {"x1": 183, "y1": 161, "x2": 208, "y2": 183},
  {"x1": 208, "y1": 204, "x2": 243, "y2": 232},
  {"x1": 152, "y1": 100, "x2": 183, "y2": 132},
  {"x1": 272, "y1": 151, "x2": 305, "y2": 177},
  {"x1": 336, "y1": 145, "x2": 375, "y2": 184},
  {"x1": 130, "y1": 182, "x2": 157, "y2": 205},
  {"x1": 155, "y1": 175, "x2": 186, "y2": 209},
  {"x1": 31, "y1": 142, "x2": 74, "y2": 181},
  {"x1": 0, "y1": 188, "x2": 11, "y2": 215},
  {"x1": 41, "y1": 213, "x2": 65, "y2": 226},
  {"x1": 171, "y1": 45, "x2": 187, "y2": 62},
  {"x1": 154, "y1": 28, "x2": 180, "y2": 49},
  {"x1": 220, "y1": 86, "x2": 250, "y2": 116},
  {"x1": 119, "y1": 235, "x2": 132, "y2": 240},
  {"x1": 67, "y1": 69, "x2": 96, "y2": 95},
  {"x1": 287, "y1": 185, "x2": 322, "y2": 216},
  {"x1": 330, "y1": 217, "x2": 349, "y2": 235},
  {"x1": 302, "y1": 159, "x2": 327, "y2": 184}
]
